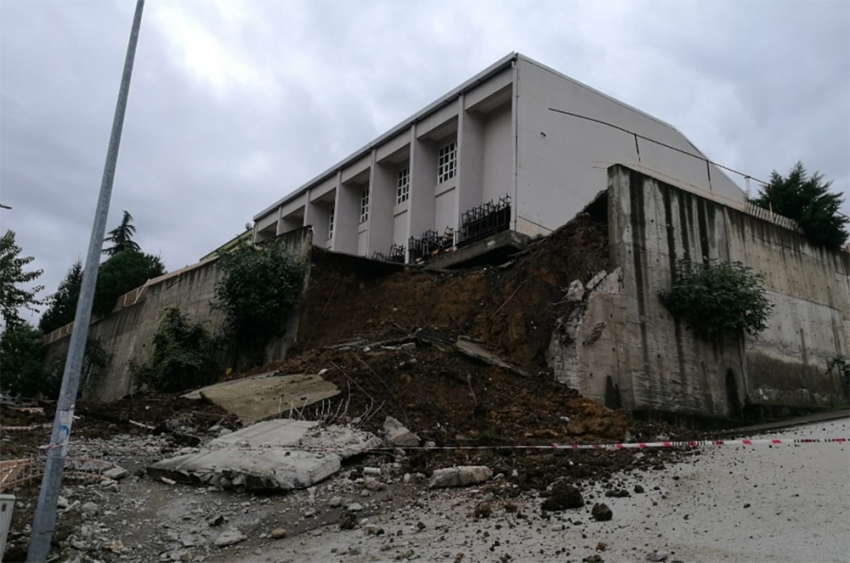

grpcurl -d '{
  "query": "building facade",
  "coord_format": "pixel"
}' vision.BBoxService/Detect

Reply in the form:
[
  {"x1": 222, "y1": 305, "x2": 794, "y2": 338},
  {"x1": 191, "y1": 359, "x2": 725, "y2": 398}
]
[{"x1": 253, "y1": 53, "x2": 745, "y2": 261}]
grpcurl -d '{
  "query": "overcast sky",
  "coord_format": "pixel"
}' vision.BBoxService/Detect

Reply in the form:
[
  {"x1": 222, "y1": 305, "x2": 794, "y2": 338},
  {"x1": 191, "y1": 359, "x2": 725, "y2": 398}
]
[{"x1": 1, "y1": 0, "x2": 848, "y2": 324}]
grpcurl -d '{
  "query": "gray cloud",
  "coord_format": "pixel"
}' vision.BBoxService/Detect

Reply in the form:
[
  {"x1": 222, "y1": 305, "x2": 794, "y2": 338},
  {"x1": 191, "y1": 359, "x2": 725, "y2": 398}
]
[{"x1": 2, "y1": 0, "x2": 847, "y2": 324}]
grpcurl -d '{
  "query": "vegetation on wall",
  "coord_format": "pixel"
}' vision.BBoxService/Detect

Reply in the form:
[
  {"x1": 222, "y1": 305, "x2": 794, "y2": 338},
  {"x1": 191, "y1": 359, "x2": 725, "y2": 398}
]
[
  {"x1": 213, "y1": 239, "x2": 305, "y2": 367},
  {"x1": 130, "y1": 307, "x2": 217, "y2": 393},
  {"x1": 659, "y1": 260, "x2": 773, "y2": 339},
  {"x1": 750, "y1": 162, "x2": 848, "y2": 250}
]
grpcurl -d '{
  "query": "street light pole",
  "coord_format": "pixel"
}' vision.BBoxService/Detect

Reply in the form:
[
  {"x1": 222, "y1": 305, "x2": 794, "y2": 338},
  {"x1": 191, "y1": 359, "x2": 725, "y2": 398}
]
[{"x1": 27, "y1": 1, "x2": 145, "y2": 560}]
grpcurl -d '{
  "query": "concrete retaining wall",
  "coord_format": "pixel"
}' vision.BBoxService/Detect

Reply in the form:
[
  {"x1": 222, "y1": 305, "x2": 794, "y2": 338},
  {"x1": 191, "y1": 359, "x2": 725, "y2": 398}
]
[
  {"x1": 43, "y1": 228, "x2": 313, "y2": 402},
  {"x1": 552, "y1": 165, "x2": 849, "y2": 420}
]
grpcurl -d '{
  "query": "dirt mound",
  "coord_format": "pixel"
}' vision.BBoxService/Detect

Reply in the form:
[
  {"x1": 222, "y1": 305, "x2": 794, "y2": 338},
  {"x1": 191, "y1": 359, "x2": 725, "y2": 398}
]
[{"x1": 294, "y1": 212, "x2": 610, "y2": 371}]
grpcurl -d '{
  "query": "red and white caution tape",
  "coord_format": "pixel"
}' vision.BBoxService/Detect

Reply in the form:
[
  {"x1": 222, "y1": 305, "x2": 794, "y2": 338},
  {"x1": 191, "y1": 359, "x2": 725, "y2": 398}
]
[{"x1": 34, "y1": 436, "x2": 848, "y2": 456}]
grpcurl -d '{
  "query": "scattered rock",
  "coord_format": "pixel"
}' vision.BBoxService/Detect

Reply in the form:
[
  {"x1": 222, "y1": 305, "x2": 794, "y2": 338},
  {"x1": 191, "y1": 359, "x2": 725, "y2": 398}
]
[
  {"x1": 542, "y1": 482, "x2": 584, "y2": 511},
  {"x1": 591, "y1": 503, "x2": 613, "y2": 521},
  {"x1": 103, "y1": 467, "x2": 129, "y2": 480},
  {"x1": 566, "y1": 279, "x2": 585, "y2": 302},
  {"x1": 270, "y1": 528, "x2": 287, "y2": 539},
  {"x1": 329, "y1": 496, "x2": 342, "y2": 508},
  {"x1": 473, "y1": 503, "x2": 492, "y2": 518},
  {"x1": 634, "y1": 484, "x2": 645, "y2": 494},
  {"x1": 429, "y1": 466, "x2": 493, "y2": 488},
  {"x1": 208, "y1": 515, "x2": 225, "y2": 527},
  {"x1": 347, "y1": 502, "x2": 363, "y2": 512},
  {"x1": 363, "y1": 467, "x2": 382, "y2": 475},
  {"x1": 384, "y1": 416, "x2": 420, "y2": 447},
  {"x1": 214, "y1": 528, "x2": 246, "y2": 547},
  {"x1": 339, "y1": 510, "x2": 357, "y2": 530},
  {"x1": 81, "y1": 502, "x2": 99, "y2": 517},
  {"x1": 57, "y1": 496, "x2": 69, "y2": 509},
  {"x1": 604, "y1": 488, "x2": 630, "y2": 498},
  {"x1": 646, "y1": 551, "x2": 669, "y2": 562}
]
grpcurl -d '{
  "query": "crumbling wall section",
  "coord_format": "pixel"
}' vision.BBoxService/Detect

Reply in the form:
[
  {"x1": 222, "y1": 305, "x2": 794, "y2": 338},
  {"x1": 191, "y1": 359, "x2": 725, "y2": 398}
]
[
  {"x1": 43, "y1": 228, "x2": 313, "y2": 402},
  {"x1": 605, "y1": 165, "x2": 848, "y2": 418}
]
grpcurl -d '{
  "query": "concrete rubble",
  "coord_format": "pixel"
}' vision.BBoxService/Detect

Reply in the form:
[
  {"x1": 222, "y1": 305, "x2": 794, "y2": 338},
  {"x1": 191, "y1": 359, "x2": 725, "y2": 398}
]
[
  {"x1": 147, "y1": 419, "x2": 382, "y2": 491},
  {"x1": 382, "y1": 416, "x2": 419, "y2": 447},
  {"x1": 182, "y1": 372, "x2": 340, "y2": 425},
  {"x1": 429, "y1": 466, "x2": 494, "y2": 489}
]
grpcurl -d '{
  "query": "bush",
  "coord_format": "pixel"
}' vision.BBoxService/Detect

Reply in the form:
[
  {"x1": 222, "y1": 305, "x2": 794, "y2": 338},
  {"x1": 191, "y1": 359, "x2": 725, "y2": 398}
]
[
  {"x1": 659, "y1": 260, "x2": 773, "y2": 338},
  {"x1": 131, "y1": 307, "x2": 217, "y2": 393},
  {"x1": 213, "y1": 240, "x2": 305, "y2": 367},
  {"x1": 0, "y1": 322, "x2": 46, "y2": 397}
]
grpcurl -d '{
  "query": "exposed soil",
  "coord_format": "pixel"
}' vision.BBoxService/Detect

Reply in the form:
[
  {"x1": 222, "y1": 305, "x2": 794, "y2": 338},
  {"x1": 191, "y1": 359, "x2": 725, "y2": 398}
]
[{"x1": 293, "y1": 211, "x2": 611, "y2": 371}]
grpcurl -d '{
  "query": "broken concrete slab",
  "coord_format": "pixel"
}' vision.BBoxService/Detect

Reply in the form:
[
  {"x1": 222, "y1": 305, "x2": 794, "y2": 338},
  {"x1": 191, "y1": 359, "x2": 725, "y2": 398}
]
[
  {"x1": 455, "y1": 336, "x2": 529, "y2": 377},
  {"x1": 147, "y1": 419, "x2": 382, "y2": 491},
  {"x1": 184, "y1": 373, "x2": 340, "y2": 425}
]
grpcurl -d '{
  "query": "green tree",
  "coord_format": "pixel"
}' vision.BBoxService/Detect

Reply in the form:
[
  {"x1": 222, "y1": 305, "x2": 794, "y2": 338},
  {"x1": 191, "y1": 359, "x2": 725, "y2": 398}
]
[
  {"x1": 750, "y1": 162, "x2": 849, "y2": 250},
  {"x1": 214, "y1": 240, "x2": 305, "y2": 367},
  {"x1": 0, "y1": 321, "x2": 45, "y2": 396},
  {"x1": 0, "y1": 229, "x2": 44, "y2": 326},
  {"x1": 39, "y1": 260, "x2": 83, "y2": 334},
  {"x1": 92, "y1": 250, "x2": 166, "y2": 317},
  {"x1": 103, "y1": 210, "x2": 141, "y2": 256},
  {"x1": 659, "y1": 260, "x2": 773, "y2": 339}
]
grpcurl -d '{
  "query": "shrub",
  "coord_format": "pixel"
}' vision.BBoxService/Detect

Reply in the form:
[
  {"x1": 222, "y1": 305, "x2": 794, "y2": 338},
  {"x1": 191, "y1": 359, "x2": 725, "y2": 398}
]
[
  {"x1": 131, "y1": 307, "x2": 217, "y2": 393},
  {"x1": 213, "y1": 240, "x2": 305, "y2": 367},
  {"x1": 0, "y1": 322, "x2": 46, "y2": 397},
  {"x1": 659, "y1": 260, "x2": 773, "y2": 338}
]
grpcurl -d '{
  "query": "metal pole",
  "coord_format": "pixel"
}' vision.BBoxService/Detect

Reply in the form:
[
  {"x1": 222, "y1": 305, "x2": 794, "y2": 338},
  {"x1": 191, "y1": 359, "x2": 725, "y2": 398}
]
[{"x1": 27, "y1": 1, "x2": 145, "y2": 560}]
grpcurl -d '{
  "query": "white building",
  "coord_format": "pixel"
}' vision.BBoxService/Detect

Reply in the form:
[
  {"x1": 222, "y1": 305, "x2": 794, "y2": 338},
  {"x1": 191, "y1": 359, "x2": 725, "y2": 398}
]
[{"x1": 253, "y1": 53, "x2": 744, "y2": 261}]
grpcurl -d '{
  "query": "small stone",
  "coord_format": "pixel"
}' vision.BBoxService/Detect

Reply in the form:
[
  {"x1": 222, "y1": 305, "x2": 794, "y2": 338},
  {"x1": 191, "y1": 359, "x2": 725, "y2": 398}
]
[
  {"x1": 403, "y1": 473, "x2": 411, "y2": 484},
  {"x1": 591, "y1": 503, "x2": 613, "y2": 521},
  {"x1": 646, "y1": 551, "x2": 669, "y2": 562},
  {"x1": 347, "y1": 502, "x2": 364, "y2": 512},
  {"x1": 57, "y1": 496, "x2": 69, "y2": 509},
  {"x1": 542, "y1": 482, "x2": 584, "y2": 511},
  {"x1": 104, "y1": 467, "x2": 129, "y2": 480},
  {"x1": 634, "y1": 484, "x2": 645, "y2": 494},
  {"x1": 81, "y1": 502, "x2": 99, "y2": 517},
  {"x1": 363, "y1": 467, "x2": 382, "y2": 475},
  {"x1": 364, "y1": 477, "x2": 384, "y2": 491},
  {"x1": 270, "y1": 528, "x2": 287, "y2": 539},
  {"x1": 303, "y1": 508, "x2": 317, "y2": 518},
  {"x1": 566, "y1": 279, "x2": 585, "y2": 302},
  {"x1": 208, "y1": 515, "x2": 225, "y2": 527},
  {"x1": 214, "y1": 528, "x2": 246, "y2": 547},
  {"x1": 329, "y1": 496, "x2": 342, "y2": 508},
  {"x1": 429, "y1": 466, "x2": 493, "y2": 489}
]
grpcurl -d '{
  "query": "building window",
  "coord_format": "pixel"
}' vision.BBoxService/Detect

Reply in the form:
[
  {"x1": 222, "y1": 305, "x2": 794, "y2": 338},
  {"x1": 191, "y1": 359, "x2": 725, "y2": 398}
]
[
  {"x1": 328, "y1": 207, "x2": 335, "y2": 239},
  {"x1": 396, "y1": 167, "x2": 410, "y2": 204},
  {"x1": 437, "y1": 140, "x2": 457, "y2": 184},
  {"x1": 359, "y1": 189, "x2": 370, "y2": 224}
]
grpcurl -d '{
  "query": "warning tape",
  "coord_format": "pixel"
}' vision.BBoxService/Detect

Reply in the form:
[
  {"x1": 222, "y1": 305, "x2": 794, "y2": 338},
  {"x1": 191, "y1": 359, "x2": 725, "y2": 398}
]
[{"x1": 36, "y1": 436, "x2": 849, "y2": 456}]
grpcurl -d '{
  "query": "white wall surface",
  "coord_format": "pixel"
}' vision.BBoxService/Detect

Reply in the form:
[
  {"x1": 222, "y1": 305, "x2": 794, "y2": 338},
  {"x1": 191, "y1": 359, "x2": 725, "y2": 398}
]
[
  {"x1": 482, "y1": 103, "x2": 513, "y2": 204},
  {"x1": 515, "y1": 57, "x2": 744, "y2": 234}
]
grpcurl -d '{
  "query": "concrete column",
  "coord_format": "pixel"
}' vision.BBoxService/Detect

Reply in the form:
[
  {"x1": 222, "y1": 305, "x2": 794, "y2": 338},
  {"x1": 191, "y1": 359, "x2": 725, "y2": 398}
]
[
  {"x1": 457, "y1": 98, "x2": 485, "y2": 229},
  {"x1": 333, "y1": 171, "x2": 359, "y2": 254},
  {"x1": 370, "y1": 150, "x2": 396, "y2": 257},
  {"x1": 409, "y1": 124, "x2": 437, "y2": 240},
  {"x1": 305, "y1": 193, "x2": 331, "y2": 250}
]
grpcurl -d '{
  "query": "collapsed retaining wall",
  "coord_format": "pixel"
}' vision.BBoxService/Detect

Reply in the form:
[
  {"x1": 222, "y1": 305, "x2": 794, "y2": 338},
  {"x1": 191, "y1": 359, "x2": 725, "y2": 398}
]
[
  {"x1": 42, "y1": 228, "x2": 313, "y2": 402},
  {"x1": 553, "y1": 165, "x2": 849, "y2": 420}
]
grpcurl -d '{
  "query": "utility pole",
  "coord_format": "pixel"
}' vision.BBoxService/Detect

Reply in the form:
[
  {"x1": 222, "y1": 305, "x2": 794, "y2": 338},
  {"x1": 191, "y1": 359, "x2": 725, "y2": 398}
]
[{"x1": 27, "y1": 1, "x2": 145, "y2": 560}]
